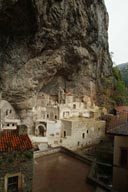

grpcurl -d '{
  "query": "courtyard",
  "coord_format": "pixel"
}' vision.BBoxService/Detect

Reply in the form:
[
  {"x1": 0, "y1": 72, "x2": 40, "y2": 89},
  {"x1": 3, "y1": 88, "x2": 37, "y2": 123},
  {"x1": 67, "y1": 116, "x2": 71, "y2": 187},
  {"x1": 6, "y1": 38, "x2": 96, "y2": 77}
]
[{"x1": 33, "y1": 152, "x2": 95, "y2": 192}]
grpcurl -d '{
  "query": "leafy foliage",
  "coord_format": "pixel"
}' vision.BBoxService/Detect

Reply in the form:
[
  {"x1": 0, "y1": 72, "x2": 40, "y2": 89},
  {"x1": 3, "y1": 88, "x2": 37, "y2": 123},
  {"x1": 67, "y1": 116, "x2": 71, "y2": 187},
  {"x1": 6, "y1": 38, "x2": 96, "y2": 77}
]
[
  {"x1": 121, "y1": 71, "x2": 128, "y2": 86},
  {"x1": 24, "y1": 151, "x2": 33, "y2": 159},
  {"x1": 8, "y1": 156, "x2": 14, "y2": 163},
  {"x1": 112, "y1": 67, "x2": 128, "y2": 105},
  {"x1": 116, "y1": 63, "x2": 128, "y2": 86},
  {"x1": 112, "y1": 67, "x2": 122, "y2": 81}
]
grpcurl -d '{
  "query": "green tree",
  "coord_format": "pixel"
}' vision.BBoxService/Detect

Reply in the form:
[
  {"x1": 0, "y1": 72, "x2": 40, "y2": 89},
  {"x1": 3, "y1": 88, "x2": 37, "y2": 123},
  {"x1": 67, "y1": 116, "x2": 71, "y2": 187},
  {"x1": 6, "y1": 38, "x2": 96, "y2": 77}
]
[{"x1": 112, "y1": 66, "x2": 128, "y2": 105}]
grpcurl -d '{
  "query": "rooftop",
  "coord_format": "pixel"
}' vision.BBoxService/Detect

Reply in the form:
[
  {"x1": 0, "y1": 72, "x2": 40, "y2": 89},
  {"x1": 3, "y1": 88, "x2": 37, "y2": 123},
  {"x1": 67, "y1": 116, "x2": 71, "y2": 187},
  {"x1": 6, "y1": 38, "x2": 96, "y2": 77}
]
[
  {"x1": 4, "y1": 119, "x2": 20, "y2": 123},
  {"x1": 33, "y1": 152, "x2": 94, "y2": 192},
  {"x1": 62, "y1": 117, "x2": 92, "y2": 122},
  {"x1": 115, "y1": 106, "x2": 128, "y2": 112},
  {"x1": 0, "y1": 131, "x2": 33, "y2": 152},
  {"x1": 107, "y1": 124, "x2": 128, "y2": 136}
]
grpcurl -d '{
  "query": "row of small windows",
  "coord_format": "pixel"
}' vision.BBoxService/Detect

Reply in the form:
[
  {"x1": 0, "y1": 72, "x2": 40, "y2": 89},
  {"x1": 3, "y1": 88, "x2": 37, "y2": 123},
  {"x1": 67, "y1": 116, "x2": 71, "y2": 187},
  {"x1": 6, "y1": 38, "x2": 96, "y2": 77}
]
[
  {"x1": 6, "y1": 123, "x2": 16, "y2": 127},
  {"x1": 46, "y1": 114, "x2": 58, "y2": 119},
  {"x1": 63, "y1": 111, "x2": 70, "y2": 117},
  {"x1": 63, "y1": 131, "x2": 88, "y2": 139},
  {"x1": 82, "y1": 131, "x2": 88, "y2": 138},
  {"x1": 6, "y1": 109, "x2": 12, "y2": 116}
]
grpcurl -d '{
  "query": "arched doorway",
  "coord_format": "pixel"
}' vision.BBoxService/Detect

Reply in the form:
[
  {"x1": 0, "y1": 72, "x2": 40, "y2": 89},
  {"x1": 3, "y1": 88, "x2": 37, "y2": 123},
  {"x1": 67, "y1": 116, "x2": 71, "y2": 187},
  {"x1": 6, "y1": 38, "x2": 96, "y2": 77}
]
[
  {"x1": 35, "y1": 124, "x2": 47, "y2": 137},
  {"x1": 38, "y1": 125, "x2": 46, "y2": 136}
]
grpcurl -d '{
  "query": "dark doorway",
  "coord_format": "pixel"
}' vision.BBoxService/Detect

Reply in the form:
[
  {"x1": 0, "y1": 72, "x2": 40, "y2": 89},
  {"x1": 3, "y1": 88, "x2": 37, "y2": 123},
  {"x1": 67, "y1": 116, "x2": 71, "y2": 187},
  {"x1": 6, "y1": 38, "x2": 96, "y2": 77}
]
[{"x1": 38, "y1": 126, "x2": 46, "y2": 137}]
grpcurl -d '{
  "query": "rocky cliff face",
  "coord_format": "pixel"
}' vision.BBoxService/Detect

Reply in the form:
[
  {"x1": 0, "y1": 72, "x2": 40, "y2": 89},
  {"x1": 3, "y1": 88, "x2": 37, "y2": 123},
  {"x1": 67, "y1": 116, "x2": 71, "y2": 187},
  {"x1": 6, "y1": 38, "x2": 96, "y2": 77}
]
[{"x1": 0, "y1": 0, "x2": 112, "y2": 110}]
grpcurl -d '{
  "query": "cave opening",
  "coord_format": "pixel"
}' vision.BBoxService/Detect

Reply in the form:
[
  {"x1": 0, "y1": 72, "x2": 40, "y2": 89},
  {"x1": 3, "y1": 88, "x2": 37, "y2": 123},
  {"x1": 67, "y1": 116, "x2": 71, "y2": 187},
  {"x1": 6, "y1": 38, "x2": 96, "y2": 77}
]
[{"x1": 0, "y1": 0, "x2": 38, "y2": 37}]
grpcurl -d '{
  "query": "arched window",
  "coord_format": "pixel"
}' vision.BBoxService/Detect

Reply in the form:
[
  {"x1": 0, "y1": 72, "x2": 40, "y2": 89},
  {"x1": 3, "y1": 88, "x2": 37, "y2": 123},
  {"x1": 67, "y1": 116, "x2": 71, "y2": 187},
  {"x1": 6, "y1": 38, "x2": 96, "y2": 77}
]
[{"x1": 38, "y1": 125, "x2": 46, "y2": 137}]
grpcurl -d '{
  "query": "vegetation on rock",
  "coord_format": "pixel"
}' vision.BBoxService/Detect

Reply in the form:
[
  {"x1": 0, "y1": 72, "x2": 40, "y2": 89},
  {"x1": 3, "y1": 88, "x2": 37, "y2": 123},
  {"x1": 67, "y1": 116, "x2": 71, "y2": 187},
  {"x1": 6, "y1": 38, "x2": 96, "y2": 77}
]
[
  {"x1": 117, "y1": 62, "x2": 128, "y2": 86},
  {"x1": 112, "y1": 66, "x2": 128, "y2": 105}
]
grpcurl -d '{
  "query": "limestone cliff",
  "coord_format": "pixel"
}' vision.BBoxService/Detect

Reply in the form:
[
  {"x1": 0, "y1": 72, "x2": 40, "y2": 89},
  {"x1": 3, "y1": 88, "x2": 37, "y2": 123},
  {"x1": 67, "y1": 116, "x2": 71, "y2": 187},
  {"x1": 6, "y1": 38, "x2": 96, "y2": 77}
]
[{"x1": 0, "y1": 0, "x2": 113, "y2": 110}]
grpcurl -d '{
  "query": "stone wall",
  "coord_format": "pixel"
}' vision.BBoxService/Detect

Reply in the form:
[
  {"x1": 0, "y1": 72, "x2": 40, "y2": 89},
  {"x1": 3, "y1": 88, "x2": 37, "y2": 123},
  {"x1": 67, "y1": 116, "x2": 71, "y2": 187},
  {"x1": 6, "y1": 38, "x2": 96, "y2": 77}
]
[
  {"x1": 104, "y1": 112, "x2": 128, "y2": 132},
  {"x1": 0, "y1": 150, "x2": 33, "y2": 192},
  {"x1": 61, "y1": 120, "x2": 72, "y2": 137},
  {"x1": 48, "y1": 118, "x2": 106, "y2": 150},
  {"x1": 113, "y1": 136, "x2": 128, "y2": 192}
]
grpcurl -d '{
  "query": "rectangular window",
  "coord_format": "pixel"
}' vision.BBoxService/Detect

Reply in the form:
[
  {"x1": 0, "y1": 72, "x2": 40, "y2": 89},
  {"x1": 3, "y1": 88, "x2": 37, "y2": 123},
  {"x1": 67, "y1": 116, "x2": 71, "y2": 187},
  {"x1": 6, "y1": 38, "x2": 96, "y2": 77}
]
[
  {"x1": 63, "y1": 112, "x2": 65, "y2": 117},
  {"x1": 5, "y1": 173, "x2": 22, "y2": 192},
  {"x1": 8, "y1": 176, "x2": 18, "y2": 192},
  {"x1": 73, "y1": 104, "x2": 76, "y2": 109},
  {"x1": 120, "y1": 148, "x2": 128, "y2": 167}
]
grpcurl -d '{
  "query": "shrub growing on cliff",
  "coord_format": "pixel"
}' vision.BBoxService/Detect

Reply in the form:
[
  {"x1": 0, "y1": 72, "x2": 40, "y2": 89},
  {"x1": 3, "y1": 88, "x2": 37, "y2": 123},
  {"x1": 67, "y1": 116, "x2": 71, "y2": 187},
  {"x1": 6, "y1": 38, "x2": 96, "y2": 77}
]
[
  {"x1": 24, "y1": 151, "x2": 33, "y2": 160},
  {"x1": 113, "y1": 67, "x2": 122, "y2": 81},
  {"x1": 112, "y1": 66, "x2": 128, "y2": 105}
]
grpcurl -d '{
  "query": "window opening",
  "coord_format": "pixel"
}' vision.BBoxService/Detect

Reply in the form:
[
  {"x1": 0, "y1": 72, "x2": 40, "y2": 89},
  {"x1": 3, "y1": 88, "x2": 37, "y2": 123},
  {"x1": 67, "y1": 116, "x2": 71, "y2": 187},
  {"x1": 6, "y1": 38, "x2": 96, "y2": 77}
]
[
  {"x1": 64, "y1": 131, "x2": 66, "y2": 138},
  {"x1": 82, "y1": 133, "x2": 85, "y2": 138},
  {"x1": 7, "y1": 176, "x2": 18, "y2": 192}
]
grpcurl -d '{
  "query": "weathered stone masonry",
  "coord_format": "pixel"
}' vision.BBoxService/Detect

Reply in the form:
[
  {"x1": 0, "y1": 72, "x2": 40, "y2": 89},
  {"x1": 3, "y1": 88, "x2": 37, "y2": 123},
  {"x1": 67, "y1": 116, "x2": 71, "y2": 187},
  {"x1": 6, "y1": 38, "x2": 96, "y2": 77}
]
[
  {"x1": 0, "y1": 150, "x2": 33, "y2": 192},
  {"x1": 0, "y1": 131, "x2": 33, "y2": 192}
]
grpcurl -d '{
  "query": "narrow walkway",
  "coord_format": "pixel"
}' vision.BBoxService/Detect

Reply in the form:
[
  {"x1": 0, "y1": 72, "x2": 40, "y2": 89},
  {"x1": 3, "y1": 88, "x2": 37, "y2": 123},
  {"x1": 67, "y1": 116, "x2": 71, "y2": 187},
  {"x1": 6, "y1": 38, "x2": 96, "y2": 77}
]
[{"x1": 33, "y1": 153, "x2": 95, "y2": 192}]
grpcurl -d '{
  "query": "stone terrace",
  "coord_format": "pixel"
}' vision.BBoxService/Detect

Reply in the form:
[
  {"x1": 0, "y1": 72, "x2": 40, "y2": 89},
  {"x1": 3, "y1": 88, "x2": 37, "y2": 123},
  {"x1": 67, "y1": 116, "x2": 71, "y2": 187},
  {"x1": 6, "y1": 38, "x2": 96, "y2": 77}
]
[{"x1": 33, "y1": 152, "x2": 95, "y2": 192}]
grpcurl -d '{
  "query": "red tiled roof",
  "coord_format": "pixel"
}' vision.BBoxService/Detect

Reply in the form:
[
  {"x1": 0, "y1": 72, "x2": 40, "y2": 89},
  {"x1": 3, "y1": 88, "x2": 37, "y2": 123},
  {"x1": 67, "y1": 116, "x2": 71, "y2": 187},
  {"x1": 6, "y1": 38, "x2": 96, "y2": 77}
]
[
  {"x1": 0, "y1": 131, "x2": 33, "y2": 152},
  {"x1": 115, "y1": 106, "x2": 128, "y2": 112}
]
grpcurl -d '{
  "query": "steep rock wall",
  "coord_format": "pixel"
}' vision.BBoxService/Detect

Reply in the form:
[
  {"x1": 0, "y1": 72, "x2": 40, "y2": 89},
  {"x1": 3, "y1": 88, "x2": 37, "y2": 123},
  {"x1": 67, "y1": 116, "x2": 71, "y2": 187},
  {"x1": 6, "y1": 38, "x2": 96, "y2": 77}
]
[{"x1": 0, "y1": 0, "x2": 112, "y2": 110}]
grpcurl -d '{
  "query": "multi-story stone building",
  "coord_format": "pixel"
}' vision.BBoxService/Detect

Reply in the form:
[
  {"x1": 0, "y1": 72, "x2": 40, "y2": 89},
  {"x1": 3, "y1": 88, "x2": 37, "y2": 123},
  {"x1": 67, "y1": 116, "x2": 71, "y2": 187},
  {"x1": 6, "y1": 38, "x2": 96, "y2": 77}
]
[
  {"x1": 113, "y1": 134, "x2": 128, "y2": 192},
  {"x1": 31, "y1": 89, "x2": 106, "y2": 150},
  {"x1": 0, "y1": 90, "x2": 107, "y2": 151},
  {"x1": 0, "y1": 129, "x2": 33, "y2": 192}
]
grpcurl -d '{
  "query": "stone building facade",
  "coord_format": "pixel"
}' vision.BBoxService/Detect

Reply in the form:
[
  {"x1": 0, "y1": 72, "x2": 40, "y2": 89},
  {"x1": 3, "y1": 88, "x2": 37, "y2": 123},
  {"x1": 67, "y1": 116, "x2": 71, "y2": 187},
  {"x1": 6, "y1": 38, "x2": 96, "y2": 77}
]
[
  {"x1": 0, "y1": 131, "x2": 33, "y2": 192},
  {"x1": 0, "y1": 100, "x2": 21, "y2": 130},
  {"x1": 48, "y1": 117, "x2": 105, "y2": 150},
  {"x1": 113, "y1": 135, "x2": 128, "y2": 192},
  {"x1": 31, "y1": 90, "x2": 106, "y2": 150},
  {"x1": 0, "y1": 91, "x2": 107, "y2": 151}
]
